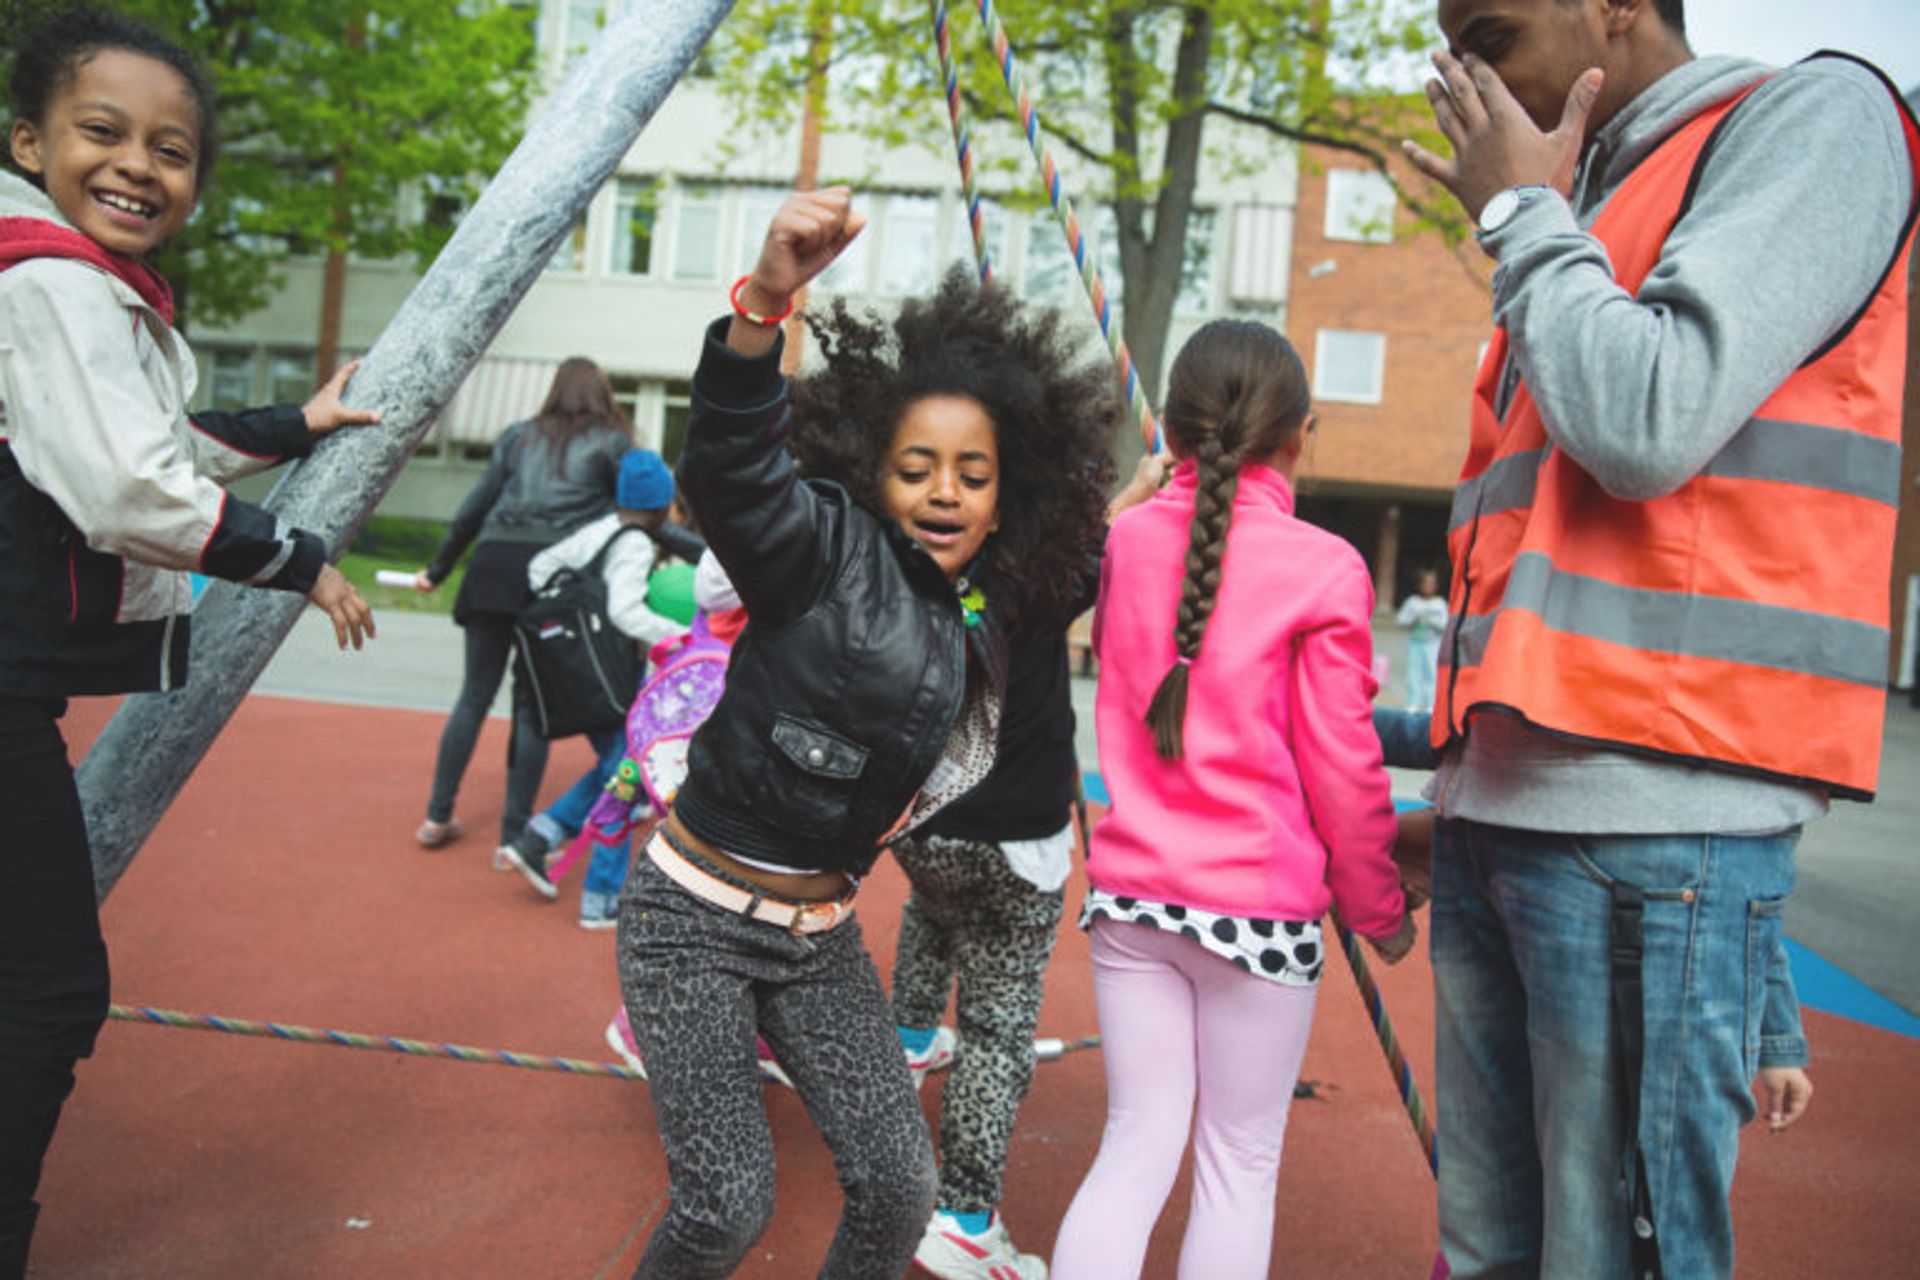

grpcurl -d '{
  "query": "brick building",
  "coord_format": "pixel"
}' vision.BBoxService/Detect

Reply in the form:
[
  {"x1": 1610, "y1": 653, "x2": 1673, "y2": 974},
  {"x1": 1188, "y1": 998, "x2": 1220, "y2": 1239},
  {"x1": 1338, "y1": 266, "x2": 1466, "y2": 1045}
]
[{"x1": 1283, "y1": 147, "x2": 1492, "y2": 614}]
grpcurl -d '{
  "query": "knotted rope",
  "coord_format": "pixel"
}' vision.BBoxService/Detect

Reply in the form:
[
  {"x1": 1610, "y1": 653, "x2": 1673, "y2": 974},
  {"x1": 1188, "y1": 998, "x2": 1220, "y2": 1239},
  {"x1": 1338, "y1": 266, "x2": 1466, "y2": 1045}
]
[{"x1": 109, "y1": 1003, "x2": 1101, "y2": 1077}]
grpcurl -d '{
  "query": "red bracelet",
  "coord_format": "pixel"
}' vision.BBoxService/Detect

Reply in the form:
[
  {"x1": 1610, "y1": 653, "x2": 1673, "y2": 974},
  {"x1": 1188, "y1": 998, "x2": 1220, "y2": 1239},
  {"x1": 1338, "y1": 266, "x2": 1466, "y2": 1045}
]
[{"x1": 729, "y1": 275, "x2": 795, "y2": 327}]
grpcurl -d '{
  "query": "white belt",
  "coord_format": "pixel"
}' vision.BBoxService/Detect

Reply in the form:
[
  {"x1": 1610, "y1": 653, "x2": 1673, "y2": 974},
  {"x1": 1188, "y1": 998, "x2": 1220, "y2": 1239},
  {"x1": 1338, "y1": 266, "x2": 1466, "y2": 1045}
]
[{"x1": 646, "y1": 832, "x2": 855, "y2": 935}]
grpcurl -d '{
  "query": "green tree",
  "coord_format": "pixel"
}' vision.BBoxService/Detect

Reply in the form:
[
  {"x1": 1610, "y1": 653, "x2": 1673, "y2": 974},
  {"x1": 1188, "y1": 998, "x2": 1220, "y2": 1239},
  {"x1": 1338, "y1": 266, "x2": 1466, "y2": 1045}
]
[
  {"x1": 704, "y1": 0, "x2": 1455, "y2": 450},
  {"x1": 7, "y1": 1, "x2": 536, "y2": 361}
]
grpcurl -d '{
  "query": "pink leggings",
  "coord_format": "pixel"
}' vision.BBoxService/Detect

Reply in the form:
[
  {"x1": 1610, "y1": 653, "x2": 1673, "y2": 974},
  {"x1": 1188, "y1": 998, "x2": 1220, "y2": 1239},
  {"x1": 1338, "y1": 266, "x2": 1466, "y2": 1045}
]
[{"x1": 1051, "y1": 918, "x2": 1318, "y2": 1280}]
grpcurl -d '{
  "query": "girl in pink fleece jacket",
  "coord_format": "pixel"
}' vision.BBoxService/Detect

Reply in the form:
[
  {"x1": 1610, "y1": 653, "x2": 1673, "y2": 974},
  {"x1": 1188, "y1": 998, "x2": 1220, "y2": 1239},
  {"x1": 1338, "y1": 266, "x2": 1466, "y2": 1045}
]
[{"x1": 1052, "y1": 320, "x2": 1414, "y2": 1280}]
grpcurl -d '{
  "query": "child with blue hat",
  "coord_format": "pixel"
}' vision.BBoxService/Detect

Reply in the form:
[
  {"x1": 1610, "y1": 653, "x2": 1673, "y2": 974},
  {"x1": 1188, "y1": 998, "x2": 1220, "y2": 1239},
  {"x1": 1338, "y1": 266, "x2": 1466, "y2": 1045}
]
[{"x1": 500, "y1": 447, "x2": 691, "y2": 926}]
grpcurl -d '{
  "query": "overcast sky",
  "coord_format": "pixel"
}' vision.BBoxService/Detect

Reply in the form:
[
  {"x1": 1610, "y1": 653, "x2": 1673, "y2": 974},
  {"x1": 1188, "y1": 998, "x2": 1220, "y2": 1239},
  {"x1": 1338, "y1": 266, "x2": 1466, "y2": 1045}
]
[{"x1": 1671, "y1": 1, "x2": 1916, "y2": 90}]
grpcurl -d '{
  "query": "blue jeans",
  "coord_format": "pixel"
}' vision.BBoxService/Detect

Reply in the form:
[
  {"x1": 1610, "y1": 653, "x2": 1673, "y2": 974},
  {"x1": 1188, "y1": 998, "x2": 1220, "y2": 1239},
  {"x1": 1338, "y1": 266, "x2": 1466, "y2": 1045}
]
[
  {"x1": 1432, "y1": 819, "x2": 1797, "y2": 1280},
  {"x1": 526, "y1": 730, "x2": 632, "y2": 896}
]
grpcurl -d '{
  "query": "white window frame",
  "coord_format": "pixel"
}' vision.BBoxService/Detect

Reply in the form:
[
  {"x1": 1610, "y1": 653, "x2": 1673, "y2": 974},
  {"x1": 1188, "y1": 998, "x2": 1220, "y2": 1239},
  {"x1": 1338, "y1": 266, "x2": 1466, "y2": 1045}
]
[
  {"x1": 610, "y1": 176, "x2": 661, "y2": 277},
  {"x1": 1324, "y1": 168, "x2": 1396, "y2": 244},
  {"x1": 732, "y1": 185, "x2": 790, "y2": 276},
  {"x1": 1314, "y1": 329, "x2": 1388, "y2": 404},
  {"x1": 670, "y1": 183, "x2": 724, "y2": 283},
  {"x1": 877, "y1": 194, "x2": 944, "y2": 297}
]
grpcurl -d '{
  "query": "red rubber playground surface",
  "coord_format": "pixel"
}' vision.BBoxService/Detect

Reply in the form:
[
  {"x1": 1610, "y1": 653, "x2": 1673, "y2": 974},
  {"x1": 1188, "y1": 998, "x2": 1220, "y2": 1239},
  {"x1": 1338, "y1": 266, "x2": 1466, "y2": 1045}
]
[{"x1": 33, "y1": 694, "x2": 1920, "y2": 1278}]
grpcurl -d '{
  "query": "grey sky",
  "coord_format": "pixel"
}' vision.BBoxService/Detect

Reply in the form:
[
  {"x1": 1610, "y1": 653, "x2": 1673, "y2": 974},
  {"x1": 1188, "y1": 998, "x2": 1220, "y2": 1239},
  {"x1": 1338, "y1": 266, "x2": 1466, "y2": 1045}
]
[{"x1": 1673, "y1": 1, "x2": 1916, "y2": 90}]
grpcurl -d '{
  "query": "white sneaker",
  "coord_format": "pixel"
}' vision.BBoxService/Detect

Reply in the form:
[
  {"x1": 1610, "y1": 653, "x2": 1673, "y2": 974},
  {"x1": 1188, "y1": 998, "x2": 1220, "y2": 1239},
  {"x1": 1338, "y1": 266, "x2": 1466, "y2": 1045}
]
[
  {"x1": 905, "y1": 1024, "x2": 958, "y2": 1089},
  {"x1": 756, "y1": 1038, "x2": 794, "y2": 1088},
  {"x1": 914, "y1": 1210, "x2": 1047, "y2": 1280}
]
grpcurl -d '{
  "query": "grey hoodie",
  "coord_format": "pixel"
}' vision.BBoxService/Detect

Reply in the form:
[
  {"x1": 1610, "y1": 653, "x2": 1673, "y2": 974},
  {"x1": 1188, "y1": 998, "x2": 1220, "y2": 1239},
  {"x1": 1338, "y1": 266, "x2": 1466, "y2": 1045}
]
[{"x1": 1431, "y1": 53, "x2": 1915, "y2": 834}]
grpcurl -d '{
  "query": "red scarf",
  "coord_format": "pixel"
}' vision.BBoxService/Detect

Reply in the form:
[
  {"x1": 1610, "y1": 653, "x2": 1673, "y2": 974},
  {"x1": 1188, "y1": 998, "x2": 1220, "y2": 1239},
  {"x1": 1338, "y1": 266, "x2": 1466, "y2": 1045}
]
[{"x1": 0, "y1": 215, "x2": 175, "y2": 325}]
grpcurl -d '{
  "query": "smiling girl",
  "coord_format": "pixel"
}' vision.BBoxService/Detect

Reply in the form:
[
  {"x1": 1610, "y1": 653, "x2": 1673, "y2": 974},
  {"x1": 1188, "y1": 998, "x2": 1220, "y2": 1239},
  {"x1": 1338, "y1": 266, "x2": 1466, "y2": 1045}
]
[
  {"x1": 614, "y1": 188, "x2": 1113, "y2": 1278},
  {"x1": 0, "y1": 11, "x2": 376, "y2": 1270}
]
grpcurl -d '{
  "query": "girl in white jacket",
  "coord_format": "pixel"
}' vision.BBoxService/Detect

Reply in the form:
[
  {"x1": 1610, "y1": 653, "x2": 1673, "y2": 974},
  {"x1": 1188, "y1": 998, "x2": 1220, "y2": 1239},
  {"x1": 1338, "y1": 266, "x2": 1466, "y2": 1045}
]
[{"x1": 0, "y1": 13, "x2": 376, "y2": 1273}]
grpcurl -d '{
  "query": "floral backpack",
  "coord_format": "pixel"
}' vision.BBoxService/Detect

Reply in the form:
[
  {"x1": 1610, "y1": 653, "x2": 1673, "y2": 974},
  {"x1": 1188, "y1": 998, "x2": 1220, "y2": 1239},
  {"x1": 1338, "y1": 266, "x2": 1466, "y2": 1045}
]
[{"x1": 546, "y1": 611, "x2": 731, "y2": 882}]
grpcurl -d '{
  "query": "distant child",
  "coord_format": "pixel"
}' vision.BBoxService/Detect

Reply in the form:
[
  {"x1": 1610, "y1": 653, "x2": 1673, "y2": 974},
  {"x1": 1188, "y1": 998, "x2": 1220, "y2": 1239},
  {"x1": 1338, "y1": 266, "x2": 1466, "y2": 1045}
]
[
  {"x1": 498, "y1": 448, "x2": 687, "y2": 927},
  {"x1": 613, "y1": 188, "x2": 1110, "y2": 1278},
  {"x1": 1051, "y1": 320, "x2": 1413, "y2": 1279},
  {"x1": 0, "y1": 9, "x2": 378, "y2": 1272},
  {"x1": 1396, "y1": 568, "x2": 1447, "y2": 712}
]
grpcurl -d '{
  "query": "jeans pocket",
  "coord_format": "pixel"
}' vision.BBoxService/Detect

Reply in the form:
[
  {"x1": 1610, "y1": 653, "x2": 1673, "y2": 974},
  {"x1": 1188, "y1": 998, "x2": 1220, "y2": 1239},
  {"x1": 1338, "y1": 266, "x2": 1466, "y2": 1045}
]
[
  {"x1": 1744, "y1": 897, "x2": 1786, "y2": 1081},
  {"x1": 1566, "y1": 833, "x2": 1709, "y2": 901}
]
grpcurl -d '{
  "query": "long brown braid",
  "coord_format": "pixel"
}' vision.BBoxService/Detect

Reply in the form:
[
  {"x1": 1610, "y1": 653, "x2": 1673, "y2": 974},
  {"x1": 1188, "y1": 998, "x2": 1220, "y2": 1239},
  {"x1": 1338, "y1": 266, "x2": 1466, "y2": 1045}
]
[{"x1": 1143, "y1": 320, "x2": 1312, "y2": 759}]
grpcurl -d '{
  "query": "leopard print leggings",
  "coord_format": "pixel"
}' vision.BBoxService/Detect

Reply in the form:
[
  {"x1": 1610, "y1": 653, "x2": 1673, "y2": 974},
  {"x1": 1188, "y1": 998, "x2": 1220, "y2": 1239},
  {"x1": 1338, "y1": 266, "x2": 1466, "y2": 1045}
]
[
  {"x1": 616, "y1": 855, "x2": 936, "y2": 1279},
  {"x1": 889, "y1": 833, "x2": 1065, "y2": 1213}
]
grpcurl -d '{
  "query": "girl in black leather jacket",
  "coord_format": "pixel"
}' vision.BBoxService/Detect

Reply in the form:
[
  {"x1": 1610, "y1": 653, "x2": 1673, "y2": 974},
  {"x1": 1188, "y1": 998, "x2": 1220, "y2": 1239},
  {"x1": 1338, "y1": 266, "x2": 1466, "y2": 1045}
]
[{"x1": 614, "y1": 189, "x2": 1117, "y2": 1280}]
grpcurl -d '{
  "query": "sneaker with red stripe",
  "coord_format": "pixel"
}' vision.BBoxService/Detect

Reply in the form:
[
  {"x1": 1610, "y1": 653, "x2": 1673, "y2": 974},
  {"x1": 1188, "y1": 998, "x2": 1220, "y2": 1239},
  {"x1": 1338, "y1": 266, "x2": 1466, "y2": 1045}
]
[
  {"x1": 905, "y1": 1024, "x2": 958, "y2": 1090},
  {"x1": 913, "y1": 1209, "x2": 1046, "y2": 1280}
]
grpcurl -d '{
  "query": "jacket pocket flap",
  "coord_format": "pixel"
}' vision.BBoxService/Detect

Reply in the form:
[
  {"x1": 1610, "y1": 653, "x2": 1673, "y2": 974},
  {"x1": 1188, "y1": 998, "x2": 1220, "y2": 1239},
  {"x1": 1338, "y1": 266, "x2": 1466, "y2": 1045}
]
[{"x1": 771, "y1": 715, "x2": 868, "y2": 780}]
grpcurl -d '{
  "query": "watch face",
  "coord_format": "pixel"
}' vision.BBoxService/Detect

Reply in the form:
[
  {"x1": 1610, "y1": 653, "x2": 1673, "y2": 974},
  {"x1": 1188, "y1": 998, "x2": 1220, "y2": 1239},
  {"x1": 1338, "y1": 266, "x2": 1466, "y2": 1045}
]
[{"x1": 1480, "y1": 188, "x2": 1519, "y2": 233}]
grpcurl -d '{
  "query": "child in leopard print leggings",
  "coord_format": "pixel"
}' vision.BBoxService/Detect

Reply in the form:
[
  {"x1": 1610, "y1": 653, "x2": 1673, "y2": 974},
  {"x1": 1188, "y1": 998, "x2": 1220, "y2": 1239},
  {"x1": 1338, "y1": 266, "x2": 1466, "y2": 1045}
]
[{"x1": 615, "y1": 190, "x2": 1118, "y2": 1280}]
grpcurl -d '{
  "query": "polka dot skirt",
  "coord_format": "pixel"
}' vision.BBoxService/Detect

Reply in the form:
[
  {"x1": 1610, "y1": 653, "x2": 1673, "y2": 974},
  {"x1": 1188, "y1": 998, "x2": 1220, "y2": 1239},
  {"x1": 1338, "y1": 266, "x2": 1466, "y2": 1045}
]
[{"x1": 1080, "y1": 889, "x2": 1325, "y2": 987}]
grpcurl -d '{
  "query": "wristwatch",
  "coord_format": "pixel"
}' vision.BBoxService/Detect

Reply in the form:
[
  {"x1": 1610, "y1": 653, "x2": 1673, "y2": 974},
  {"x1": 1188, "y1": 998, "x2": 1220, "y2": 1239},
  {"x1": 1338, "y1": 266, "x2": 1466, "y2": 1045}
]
[{"x1": 1477, "y1": 184, "x2": 1550, "y2": 236}]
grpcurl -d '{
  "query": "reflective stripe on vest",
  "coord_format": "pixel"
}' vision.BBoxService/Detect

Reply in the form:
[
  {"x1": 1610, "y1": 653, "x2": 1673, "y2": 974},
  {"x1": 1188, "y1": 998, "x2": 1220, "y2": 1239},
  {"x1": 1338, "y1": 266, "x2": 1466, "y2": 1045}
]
[{"x1": 1438, "y1": 57, "x2": 1920, "y2": 800}]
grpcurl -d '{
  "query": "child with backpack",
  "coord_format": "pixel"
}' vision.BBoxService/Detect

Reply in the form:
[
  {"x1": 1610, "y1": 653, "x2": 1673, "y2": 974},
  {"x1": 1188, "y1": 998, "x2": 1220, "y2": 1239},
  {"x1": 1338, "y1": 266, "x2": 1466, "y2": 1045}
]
[
  {"x1": 613, "y1": 187, "x2": 1114, "y2": 1278},
  {"x1": 1050, "y1": 319, "x2": 1414, "y2": 1279},
  {"x1": 497, "y1": 448, "x2": 686, "y2": 927}
]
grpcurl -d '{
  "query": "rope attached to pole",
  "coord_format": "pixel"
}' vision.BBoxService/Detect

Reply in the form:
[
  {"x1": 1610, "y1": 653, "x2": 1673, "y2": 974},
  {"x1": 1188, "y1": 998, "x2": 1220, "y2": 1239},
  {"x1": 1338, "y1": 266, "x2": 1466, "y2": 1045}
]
[
  {"x1": 1330, "y1": 915, "x2": 1439, "y2": 1176},
  {"x1": 939, "y1": 0, "x2": 1161, "y2": 454},
  {"x1": 111, "y1": 1003, "x2": 646, "y2": 1081},
  {"x1": 109, "y1": 1003, "x2": 1102, "y2": 1078},
  {"x1": 932, "y1": 0, "x2": 995, "y2": 286}
]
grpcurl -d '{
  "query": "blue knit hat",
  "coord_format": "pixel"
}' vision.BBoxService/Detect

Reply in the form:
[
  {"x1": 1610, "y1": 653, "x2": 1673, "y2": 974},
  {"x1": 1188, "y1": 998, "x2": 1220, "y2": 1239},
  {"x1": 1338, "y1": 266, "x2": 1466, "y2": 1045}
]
[{"x1": 617, "y1": 448, "x2": 673, "y2": 512}]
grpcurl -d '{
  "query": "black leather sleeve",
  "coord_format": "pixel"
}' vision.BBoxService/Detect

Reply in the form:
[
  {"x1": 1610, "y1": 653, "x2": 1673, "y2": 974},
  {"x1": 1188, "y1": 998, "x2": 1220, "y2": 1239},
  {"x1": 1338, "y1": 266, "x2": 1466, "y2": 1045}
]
[{"x1": 675, "y1": 319, "x2": 839, "y2": 625}]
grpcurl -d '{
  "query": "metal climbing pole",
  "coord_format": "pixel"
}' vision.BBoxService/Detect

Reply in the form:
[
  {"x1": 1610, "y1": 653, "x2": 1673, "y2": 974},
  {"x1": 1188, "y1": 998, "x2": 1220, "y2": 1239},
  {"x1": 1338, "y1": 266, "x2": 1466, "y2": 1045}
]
[{"x1": 76, "y1": 0, "x2": 737, "y2": 901}]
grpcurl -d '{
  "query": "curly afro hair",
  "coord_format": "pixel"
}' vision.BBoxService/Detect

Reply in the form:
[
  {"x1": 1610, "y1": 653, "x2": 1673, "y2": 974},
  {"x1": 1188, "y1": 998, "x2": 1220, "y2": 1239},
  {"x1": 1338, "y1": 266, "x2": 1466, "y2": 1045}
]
[{"x1": 788, "y1": 264, "x2": 1120, "y2": 633}]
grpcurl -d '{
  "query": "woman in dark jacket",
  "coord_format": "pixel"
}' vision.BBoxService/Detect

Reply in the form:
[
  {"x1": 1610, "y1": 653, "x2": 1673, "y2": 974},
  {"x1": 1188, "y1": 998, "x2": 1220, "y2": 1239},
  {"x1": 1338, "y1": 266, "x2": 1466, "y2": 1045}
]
[{"x1": 412, "y1": 357, "x2": 633, "y2": 850}]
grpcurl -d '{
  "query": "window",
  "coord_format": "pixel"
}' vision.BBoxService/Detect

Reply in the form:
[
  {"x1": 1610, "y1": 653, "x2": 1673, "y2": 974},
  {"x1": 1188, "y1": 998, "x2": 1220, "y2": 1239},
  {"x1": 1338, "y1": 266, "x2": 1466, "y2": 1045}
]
[
  {"x1": 951, "y1": 197, "x2": 1009, "y2": 280},
  {"x1": 545, "y1": 217, "x2": 588, "y2": 274},
  {"x1": 612, "y1": 177, "x2": 660, "y2": 276},
  {"x1": 205, "y1": 347, "x2": 254, "y2": 410},
  {"x1": 659, "y1": 381, "x2": 692, "y2": 466},
  {"x1": 878, "y1": 195, "x2": 941, "y2": 296},
  {"x1": 734, "y1": 186, "x2": 790, "y2": 276},
  {"x1": 268, "y1": 351, "x2": 316, "y2": 404},
  {"x1": 1325, "y1": 168, "x2": 1396, "y2": 244},
  {"x1": 553, "y1": 0, "x2": 603, "y2": 68},
  {"x1": 815, "y1": 222, "x2": 871, "y2": 293},
  {"x1": 672, "y1": 185, "x2": 723, "y2": 282},
  {"x1": 419, "y1": 174, "x2": 468, "y2": 235},
  {"x1": 1314, "y1": 330, "x2": 1387, "y2": 404},
  {"x1": 1022, "y1": 209, "x2": 1118, "y2": 309},
  {"x1": 1176, "y1": 210, "x2": 1216, "y2": 315}
]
